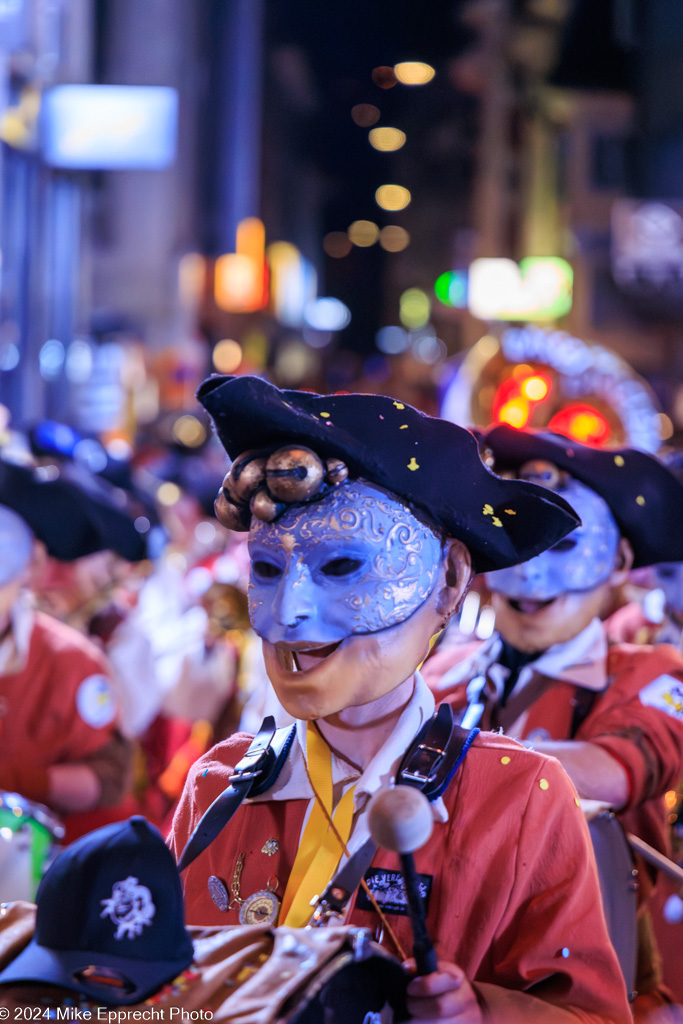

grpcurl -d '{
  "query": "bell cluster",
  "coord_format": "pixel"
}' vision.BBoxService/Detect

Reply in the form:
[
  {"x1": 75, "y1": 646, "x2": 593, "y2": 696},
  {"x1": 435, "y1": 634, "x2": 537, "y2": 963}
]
[{"x1": 214, "y1": 444, "x2": 350, "y2": 530}]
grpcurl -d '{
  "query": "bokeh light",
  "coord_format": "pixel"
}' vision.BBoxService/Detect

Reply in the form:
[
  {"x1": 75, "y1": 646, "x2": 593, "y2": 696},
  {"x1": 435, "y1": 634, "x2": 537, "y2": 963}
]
[
  {"x1": 323, "y1": 231, "x2": 352, "y2": 258},
  {"x1": 399, "y1": 288, "x2": 430, "y2": 329},
  {"x1": 368, "y1": 127, "x2": 406, "y2": 151},
  {"x1": 275, "y1": 339, "x2": 319, "y2": 385},
  {"x1": 39, "y1": 339, "x2": 65, "y2": 380},
  {"x1": 171, "y1": 414, "x2": 207, "y2": 448},
  {"x1": 304, "y1": 297, "x2": 351, "y2": 331},
  {"x1": 212, "y1": 338, "x2": 243, "y2": 373},
  {"x1": 520, "y1": 375, "x2": 549, "y2": 401},
  {"x1": 351, "y1": 103, "x2": 381, "y2": 126},
  {"x1": 371, "y1": 66, "x2": 397, "y2": 89},
  {"x1": 157, "y1": 481, "x2": 182, "y2": 506},
  {"x1": 178, "y1": 252, "x2": 206, "y2": 309},
  {"x1": 348, "y1": 220, "x2": 379, "y2": 247},
  {"x1": 434, "y1": 270, "x2": 468, "y2": 307},
  {"x1": 375, "y1": 184, "x2": 411, "y2": 211},
  {"x1": 394, "y1": 62, "x2": 435, "y2": 84},
  {"x1": 379, "y1": 225, "x2": 410, "y2": 252},
  {"x1": 376, "y1": 325, "x2": 410, "y2": 354},
  {"x1": 412, "y1": 332, "x2": 446, "y2": 365}
]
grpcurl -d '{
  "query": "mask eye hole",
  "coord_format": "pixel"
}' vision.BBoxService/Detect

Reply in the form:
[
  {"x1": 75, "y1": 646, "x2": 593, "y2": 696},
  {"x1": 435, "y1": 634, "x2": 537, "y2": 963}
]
[
  {"x1": 551, "y1": 537, "x2": 577, "y2": 552},
  {"x1": 252, "y1": 560, "x2": 283, "y2": 580},
  {"x1": 320, "y1": 557, "x2": 363, "y2": 578}
]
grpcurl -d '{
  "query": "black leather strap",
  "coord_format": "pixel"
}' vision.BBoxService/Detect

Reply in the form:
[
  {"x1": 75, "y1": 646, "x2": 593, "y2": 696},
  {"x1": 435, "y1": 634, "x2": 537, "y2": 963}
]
[
  {"x1": 178, "y1": 704, "x2": 478, "y2": 877},
  {"x1": 177, "y1": 716, "x2": 296, "y2": 872},
  {"x1": 311, "y1": 705, "x2": 479, "y2": 921},
  {"x1": 397, "y1": 702, "x2": 479, "y2": 801}
]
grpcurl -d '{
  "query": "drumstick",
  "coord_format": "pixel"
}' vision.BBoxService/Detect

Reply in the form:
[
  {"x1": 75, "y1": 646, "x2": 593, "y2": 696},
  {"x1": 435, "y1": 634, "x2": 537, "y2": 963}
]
[
  {"x1": 626, "y1": 833, "x2": 683, "y2": 886},
  {"x1": 368, "y1": 787, "x2": 438, "y2": 976}
]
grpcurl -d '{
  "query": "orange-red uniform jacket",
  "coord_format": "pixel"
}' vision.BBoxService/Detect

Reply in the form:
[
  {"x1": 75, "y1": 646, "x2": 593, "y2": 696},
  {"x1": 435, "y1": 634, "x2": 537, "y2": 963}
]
[
  {"x1": 169, "y1": 730, "x2": 631, "y2": 1024},
  {"x1": 0, "y1": 611, "x2": 124, "y2": 813},
  {"x1": 422, "y1": 634, "x2": 683, "y2": 868}
]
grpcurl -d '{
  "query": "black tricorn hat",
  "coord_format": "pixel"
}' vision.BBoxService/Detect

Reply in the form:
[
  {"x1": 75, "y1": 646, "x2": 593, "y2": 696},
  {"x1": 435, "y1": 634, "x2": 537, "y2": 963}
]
[
  {"x1": 196, "y1": 375, "x2": 580, "y2": 573},
  {"x1": 0, "y1": 460, "x2": 147, "y2": 563},
  {"x1": 483, "y1": 424, "x2": 683, "y2": 568}
]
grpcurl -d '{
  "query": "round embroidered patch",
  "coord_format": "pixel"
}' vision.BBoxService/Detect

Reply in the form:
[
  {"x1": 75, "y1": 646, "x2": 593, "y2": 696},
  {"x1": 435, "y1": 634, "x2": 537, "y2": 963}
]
[{"x1": 75, "y1": 675, "x2": 117, "y2": 728}]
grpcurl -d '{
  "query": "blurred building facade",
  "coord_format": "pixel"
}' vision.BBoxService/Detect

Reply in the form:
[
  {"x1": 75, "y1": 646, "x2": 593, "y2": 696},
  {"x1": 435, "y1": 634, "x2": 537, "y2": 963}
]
[{"x1": 447, "y1": 0, "x2": 683, "y2": 444}]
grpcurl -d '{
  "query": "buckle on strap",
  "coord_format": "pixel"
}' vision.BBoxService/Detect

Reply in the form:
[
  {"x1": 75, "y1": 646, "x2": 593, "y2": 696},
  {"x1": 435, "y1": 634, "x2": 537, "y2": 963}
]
[
  {"x1": 400, "y1": 743, "x2": 446, "y2": 785},
  {"x1": 230, "y1": 717, "x2": 278, "y2": 784}
]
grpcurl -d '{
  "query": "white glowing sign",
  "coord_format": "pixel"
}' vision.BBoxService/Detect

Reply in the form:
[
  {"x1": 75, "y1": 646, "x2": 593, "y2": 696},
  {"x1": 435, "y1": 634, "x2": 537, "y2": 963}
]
[
  {"x1": 612, "y1": 200, "x2": 683, "y2": 291},
  {"x1": 468, "y1": 258, "x2": 573, "y2": 321}
]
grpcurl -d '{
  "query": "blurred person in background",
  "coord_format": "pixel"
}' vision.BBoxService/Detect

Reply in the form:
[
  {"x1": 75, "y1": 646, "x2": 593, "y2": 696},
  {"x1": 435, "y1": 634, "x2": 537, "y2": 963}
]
[
  {"x1": 423, "y1": 426, "x2": 683, "y2": 1018},
  {"x1": 0, "y1": 462, "x2": 133, "y2": 858}
]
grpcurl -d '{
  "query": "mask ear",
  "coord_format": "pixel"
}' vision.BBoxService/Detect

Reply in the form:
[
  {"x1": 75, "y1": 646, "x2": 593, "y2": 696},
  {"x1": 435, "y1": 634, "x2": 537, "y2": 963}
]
[
  {"x1": 610, "y1": 537, "x2": 634, "y2": 587},
  {"x1": 435, "y1": 538, "x2": 473, "y2": 622}
]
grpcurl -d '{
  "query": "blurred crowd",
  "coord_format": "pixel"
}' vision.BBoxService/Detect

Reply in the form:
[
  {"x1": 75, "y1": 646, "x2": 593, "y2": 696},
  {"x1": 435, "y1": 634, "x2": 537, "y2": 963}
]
[{"x1": 0, "y1": 414, "x2": 292, "y2": 882}]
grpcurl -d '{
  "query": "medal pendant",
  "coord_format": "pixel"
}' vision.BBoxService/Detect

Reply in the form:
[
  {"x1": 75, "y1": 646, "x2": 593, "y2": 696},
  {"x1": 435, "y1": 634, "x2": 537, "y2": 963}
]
[{"x1": 238, "y1": 889, "x2": 280, "y2": 926}]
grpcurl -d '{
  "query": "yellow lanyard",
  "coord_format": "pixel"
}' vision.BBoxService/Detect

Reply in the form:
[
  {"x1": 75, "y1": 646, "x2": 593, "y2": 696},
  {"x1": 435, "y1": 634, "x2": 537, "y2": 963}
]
[{"x1": 280, "y1": 722, "x2": 357, "y2": 928}]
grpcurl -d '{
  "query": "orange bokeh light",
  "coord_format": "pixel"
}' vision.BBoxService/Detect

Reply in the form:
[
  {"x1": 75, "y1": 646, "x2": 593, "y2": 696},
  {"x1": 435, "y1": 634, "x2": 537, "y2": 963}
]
[
  {"x1": 548, "y1": 404, "x2": 612, "y2": 446},
  {"x1": 521, "y1": 374, "x2": 550, "y2": 401}
]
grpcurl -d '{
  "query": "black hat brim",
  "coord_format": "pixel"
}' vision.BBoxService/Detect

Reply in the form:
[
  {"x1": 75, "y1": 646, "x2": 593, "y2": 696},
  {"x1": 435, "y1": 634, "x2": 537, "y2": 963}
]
[
  {"x1": 196, "y1": 375, "x2": 580, "y2": 573},
  {"x1": 484, "y1": 424, "x2": 683, "y2": 568},
  {"x1": 0, "y1": 939, "x2": 193, "y2": 1007}
]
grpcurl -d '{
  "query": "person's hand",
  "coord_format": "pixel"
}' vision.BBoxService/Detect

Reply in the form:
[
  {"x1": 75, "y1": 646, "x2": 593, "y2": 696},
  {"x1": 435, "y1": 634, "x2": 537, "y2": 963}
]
[{"x1": 404, "y1": 959, "x2": 483, "y2": 1023}]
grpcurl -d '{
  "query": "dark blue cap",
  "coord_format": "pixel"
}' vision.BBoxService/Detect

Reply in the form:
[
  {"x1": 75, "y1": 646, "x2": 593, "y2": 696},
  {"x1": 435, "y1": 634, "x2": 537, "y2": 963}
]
[{"x1": 0, "y1": 817, "x2": 194, "y2": 1005}]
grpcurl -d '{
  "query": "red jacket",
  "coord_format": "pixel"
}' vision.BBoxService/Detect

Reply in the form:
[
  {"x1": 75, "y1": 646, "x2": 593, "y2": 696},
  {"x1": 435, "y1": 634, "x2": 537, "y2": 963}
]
[
  {"x1": 169, "y1": 729, "x2": 631, "y2": 1024},
  {"x1": 423, "y1": 638, "x2": 683, "y2": 865}
]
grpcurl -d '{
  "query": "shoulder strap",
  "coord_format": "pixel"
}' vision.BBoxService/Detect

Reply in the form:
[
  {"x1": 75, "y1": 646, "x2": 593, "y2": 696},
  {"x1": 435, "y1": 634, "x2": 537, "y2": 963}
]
[
  {"x1": 178, "y1": 704, "x2": 478, "y2": 876},
  {"x1": 310, "y1": 704, "x2": 478, "y2": 924},
  {"x1": 176, "y1": 717, "x2": 296, "y2": 872},
  {"x1": 397, "y1": 701, "x2": 479, "y2": 801}
]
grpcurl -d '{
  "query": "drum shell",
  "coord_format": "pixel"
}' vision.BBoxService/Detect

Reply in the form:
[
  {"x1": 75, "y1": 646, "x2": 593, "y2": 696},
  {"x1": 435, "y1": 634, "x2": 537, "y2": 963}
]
[{"x1": 0, "y1": 793, "x2": 64, "y2": 901}]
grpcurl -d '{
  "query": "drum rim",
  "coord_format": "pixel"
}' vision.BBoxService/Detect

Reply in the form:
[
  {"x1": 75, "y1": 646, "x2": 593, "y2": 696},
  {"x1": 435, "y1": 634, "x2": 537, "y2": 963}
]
[{"x1": 0, "y1": 792, "x2": 65, "y2": 840}]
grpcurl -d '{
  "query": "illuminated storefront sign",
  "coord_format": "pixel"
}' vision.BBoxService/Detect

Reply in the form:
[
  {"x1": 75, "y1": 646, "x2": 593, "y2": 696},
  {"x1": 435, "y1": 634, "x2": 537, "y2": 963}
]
[
  {"x1": 612, "y1": 199, "x2": 683, "y2": 299},
  {"x1": 468, "y1": 257, "x2": 573, "y2": 321}
]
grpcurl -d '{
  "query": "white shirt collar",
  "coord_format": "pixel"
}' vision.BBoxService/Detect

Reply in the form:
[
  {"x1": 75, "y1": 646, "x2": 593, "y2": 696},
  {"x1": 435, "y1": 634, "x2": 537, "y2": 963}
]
[
  {"x1": 250, "y1": 672, "x2": 447, "y2": 853},
  {"x1": 432, "y1": 618, "x2": 608, "y2": 699},
  {"x1": 0, "y1": 591, "x2": 34, "y2": 675},
  {"x1": 518, "y1": 617, "x2": 608, "y2": 692}
]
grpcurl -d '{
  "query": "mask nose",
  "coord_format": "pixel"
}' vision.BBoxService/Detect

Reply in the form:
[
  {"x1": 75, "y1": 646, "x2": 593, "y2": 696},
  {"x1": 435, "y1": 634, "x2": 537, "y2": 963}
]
[{"x1": 271, "y1": 563, "x2": 316, "y2": 630}]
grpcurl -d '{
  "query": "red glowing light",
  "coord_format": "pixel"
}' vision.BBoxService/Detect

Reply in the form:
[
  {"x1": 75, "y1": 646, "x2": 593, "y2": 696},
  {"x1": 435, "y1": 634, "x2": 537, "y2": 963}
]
[
  {"x1": 491, "y1": 368, "x2": 552, "y2": 427},
  {"x1": 548, "y1": 404, "x2": 612, "y2": 446}
]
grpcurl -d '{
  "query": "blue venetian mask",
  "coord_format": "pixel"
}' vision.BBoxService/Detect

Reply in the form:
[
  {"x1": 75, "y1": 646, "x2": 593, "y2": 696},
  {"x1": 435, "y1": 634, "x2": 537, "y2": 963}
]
[
  {"x1": 485, "y1": 477, "x2": 620, "y2": 602},
  {"x1": 247, "y1": 479, "x2": 443, "y2": 644}
]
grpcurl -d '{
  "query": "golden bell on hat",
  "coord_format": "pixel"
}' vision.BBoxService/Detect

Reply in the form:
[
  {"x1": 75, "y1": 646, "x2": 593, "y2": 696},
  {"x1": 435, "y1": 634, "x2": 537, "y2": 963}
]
[
  {"x1": 225, "y1": 452, "x2": 267, "y2": 504},
  {"x1": 214, "y1": 490, "x2": 248, "y2": 531},
  {"x1": 266, "y1": 446, "x2": 325, "y2": 502}
]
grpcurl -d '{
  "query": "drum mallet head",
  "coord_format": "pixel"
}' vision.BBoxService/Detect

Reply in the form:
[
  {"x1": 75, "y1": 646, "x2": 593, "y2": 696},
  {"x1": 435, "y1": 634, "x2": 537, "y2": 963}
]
[
  {"x1": 368, "y1": 787, "x2": 437, "y2": 975},
  {"x1": 368, "y1": 786, "x2": 433, "y2": 854}
]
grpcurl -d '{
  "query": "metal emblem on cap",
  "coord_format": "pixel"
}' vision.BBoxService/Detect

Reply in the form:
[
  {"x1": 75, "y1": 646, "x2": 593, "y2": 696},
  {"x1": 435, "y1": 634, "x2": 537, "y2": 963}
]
[
  {"x1": 238, "y1": 889, "x2": 280, "y2": 926},
  {"x1": 207, "y1": 874, "x2": 230, "y2": 912}
]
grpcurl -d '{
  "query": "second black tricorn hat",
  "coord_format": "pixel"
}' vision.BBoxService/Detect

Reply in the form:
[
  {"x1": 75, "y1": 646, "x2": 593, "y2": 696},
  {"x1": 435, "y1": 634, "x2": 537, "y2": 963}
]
[
  {"x1": 196, "y1": 375, "x2": 580, "y2": 573},
  {"x1": 483, "y1": 423, "x2": 683, "y2": 568}
]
